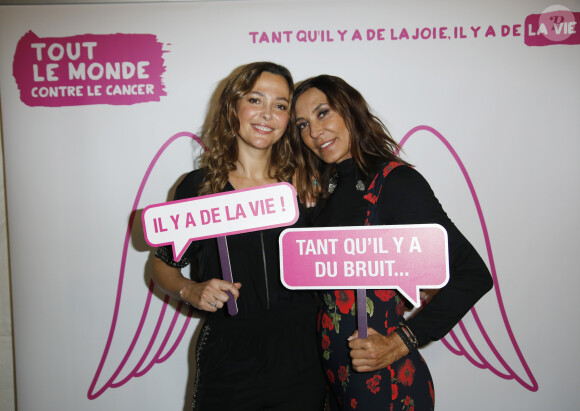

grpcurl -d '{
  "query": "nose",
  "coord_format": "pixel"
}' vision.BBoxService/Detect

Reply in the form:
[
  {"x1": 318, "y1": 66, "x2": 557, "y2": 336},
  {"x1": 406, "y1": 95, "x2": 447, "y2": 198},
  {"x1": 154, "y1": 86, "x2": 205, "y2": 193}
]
[
  {"x1": 309, "y1": 122, "x2": 323, "y2": 139},
  {"x1": 261, "y1": 105, "x2": 273, "y2": 120}
]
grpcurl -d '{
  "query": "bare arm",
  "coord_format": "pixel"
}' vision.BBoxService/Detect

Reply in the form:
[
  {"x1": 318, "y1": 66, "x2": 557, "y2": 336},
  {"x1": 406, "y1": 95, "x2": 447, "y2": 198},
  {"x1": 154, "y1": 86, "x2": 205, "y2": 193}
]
[{"x1": 152, "y1": 256, "x2": 241, "y2": 313}]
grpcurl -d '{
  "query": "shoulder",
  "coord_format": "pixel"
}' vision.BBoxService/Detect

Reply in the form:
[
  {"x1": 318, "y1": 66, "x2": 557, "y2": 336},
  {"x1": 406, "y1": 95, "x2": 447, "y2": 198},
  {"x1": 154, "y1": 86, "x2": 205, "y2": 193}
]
[
  {"x1": 174, "y1": 168, "x2": 207, "y2": 200},
  {"x1": 381, "y1": 165, "x2": 432, "y2": 193},
  {"x1": 374, "y1": 165, "x2": 444, "y2": 224},
  {"x1": 369, "y1": 163, "x2": 433, "y2": 199}
]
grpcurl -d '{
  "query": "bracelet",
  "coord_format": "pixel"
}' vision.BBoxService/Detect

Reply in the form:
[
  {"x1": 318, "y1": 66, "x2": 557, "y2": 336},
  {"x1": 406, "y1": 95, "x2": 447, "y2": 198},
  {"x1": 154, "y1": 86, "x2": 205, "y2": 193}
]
[
  {"x1": 179, "y1": 286, "x2": 190, "y2": 306},
  {"x1": 396, "y1": 325, "x2": 418, "y2": 353},
  {"x1": 402, "y1": 324, "x2": 418, "y2": 348}
]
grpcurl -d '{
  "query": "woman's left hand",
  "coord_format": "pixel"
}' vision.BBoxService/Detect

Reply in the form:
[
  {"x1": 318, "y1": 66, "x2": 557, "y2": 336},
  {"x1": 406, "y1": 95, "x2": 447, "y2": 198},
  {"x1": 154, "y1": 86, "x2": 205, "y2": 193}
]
[{"x1": 348, "y1": 328, "x2": 409, "y2": 372}]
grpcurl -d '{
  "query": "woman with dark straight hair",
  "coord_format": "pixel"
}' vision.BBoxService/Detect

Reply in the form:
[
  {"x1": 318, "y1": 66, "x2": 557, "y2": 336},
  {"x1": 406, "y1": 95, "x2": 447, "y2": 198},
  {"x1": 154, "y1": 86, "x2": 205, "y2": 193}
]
[{"x1": 292, "y1": 74, "x2": 493, "y2": 410}]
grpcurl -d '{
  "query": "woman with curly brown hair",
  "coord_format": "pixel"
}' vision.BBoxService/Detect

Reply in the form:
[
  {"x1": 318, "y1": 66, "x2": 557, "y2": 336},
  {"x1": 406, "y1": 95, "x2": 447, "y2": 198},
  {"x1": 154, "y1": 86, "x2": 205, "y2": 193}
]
[
  {"x1": 152, "y1": 62, "x2": 325, "y2": 410},
  {"x1": 291, "y1": 74, "x2": 493, "y2": 410}
]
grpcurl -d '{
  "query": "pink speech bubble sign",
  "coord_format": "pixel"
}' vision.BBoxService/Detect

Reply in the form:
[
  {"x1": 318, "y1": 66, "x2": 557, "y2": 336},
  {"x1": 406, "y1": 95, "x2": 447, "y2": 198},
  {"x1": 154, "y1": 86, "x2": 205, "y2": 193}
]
[
  {"x1": 143, "y1": 182, "x2": 298, "y2": 261},
  {"x1": 280, "y1": 224, "x2": 449, "y2": 308}
]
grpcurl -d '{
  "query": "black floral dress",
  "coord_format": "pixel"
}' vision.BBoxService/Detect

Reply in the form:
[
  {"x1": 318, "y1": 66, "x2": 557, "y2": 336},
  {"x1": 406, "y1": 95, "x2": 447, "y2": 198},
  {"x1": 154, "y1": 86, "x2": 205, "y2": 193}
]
[
  {"x1": 319, "y1": 287, "x2": 434, "y2": 411},
  {"x1": 314, "y1": 159, "x2": 492, "y2": 410}
]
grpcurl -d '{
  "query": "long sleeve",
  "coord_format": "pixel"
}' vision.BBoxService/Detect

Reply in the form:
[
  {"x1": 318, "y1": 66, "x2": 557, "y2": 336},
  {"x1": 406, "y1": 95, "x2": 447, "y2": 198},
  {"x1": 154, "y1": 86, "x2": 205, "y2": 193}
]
[{"x1": 375, "y1": 166, "x2": 493, "y2": 346}]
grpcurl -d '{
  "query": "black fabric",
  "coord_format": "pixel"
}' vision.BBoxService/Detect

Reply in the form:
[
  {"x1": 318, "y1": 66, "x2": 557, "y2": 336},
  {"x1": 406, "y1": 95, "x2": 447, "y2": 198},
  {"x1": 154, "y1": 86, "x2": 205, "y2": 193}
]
[
  {"x1": 194, "y1": 304, "x2": 325, "y2": 411},
  {"x1": 312, "y1": 158, "x2": 492, "y2": 410},
  {"x1": 368, "y1": 164, "x2": 493, "y2": 346},
  {"x1": 160, "y1": 169, "x2": 326, "y2": 410},
  {"x1": 312, "y1": 159, "x2": 368, "y2": 227},
  {"x1": 173, "y1": 169, "x2": 321, "y2": 319},
  {"x1": 315, "y1": 159, "x2": 493, "y2": 346}
]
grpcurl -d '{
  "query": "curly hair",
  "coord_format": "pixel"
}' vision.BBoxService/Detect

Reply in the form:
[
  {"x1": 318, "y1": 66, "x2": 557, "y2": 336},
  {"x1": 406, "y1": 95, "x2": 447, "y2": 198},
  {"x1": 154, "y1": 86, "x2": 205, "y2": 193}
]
[
  {"x1": 290, "y1": 74, "x2": 407, "y2": 203},
  {"x1": 199, "y1": 62, "x2": 295, "y2": 195}
]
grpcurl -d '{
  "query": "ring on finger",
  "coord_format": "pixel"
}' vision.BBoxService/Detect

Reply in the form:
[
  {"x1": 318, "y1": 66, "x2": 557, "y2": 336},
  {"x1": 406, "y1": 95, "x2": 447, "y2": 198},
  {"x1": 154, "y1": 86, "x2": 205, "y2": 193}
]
[{"x1": 209, "y1": 299, "x2": 218, "y2": 308}]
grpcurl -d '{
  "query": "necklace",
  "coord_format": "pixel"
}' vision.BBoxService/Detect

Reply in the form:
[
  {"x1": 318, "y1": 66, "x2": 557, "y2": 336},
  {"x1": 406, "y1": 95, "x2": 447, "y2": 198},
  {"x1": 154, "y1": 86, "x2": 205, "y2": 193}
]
[
  {"x1": 327, "y1": 173, "x2": 366, "y2": 193},
  {"x1": 328, "y1": 174, "x2": 338, "y2": 194}
]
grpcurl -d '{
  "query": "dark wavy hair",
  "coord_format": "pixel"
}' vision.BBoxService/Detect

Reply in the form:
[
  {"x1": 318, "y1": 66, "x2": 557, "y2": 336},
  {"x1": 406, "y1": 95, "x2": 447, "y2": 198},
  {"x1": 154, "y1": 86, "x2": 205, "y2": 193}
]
[
  {"x1": 290, "y1": 74, "x2": 407, "y2": 203},
  {"x1": 199, "y1": 62, "x2": 295, "y2": 195}
]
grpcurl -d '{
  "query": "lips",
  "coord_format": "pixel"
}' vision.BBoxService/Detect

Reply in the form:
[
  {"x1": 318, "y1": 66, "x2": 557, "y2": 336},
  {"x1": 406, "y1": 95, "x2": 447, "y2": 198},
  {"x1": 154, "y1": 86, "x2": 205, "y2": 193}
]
[
  {"x1": 318, "y1": 139, "x2": 335, "y2": 151},
  {"x1": 252, "y1": 124, "x2": 274, "y2": 133}
]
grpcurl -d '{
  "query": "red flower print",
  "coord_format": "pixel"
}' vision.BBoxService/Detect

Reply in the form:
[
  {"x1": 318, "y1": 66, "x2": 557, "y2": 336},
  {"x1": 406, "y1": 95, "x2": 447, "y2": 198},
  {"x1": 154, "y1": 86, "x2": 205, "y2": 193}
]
[
  {"x1": 389, "y1": 366, "x2": 395, "y2": 380},
  {"x1": 375, "y1": 289, "x2": 396, "y2": 302},
  {"x1": 396, "y1": 300, "x2": 406, "y2": 316},
  {"x1": 363, "y1": 193, "x2": 378, "y2": 204},
  {"x1": 321, "y1": 312, "x2": 334, "y2": 331},
  {"x1": 350, "y1": 398, "x2": 357, "y2": 409},
  {"x1": 338, "y1": 366, "x2": 348, "y2": 382},
  {"x1": 326, "y1": 369, "x2": 335, "y2": 384},
  {"x1": 409, "y1": 407, "x2": 415, "y2": 411},
  {"x1": 335, "y1": 290, "x2": 355, "y2": 314},
  {"x1": 397, "y1": 359, "x2": 416, "y2": 387},
  {"x1": 387, "y1": 326, "x2": 397, "y2": 335},
  {"x1": 404, "y1": 395, "x2": 411, "y2": 406},
  {"x1": 391, "y1": 383, "x2": 398, "y2": 400},
  {"x1": 366, "y1": 374, "x2": 381, "y2": 394},
  {"x1": 321, "y1": 334, "x2": 330, "y2": 351}
]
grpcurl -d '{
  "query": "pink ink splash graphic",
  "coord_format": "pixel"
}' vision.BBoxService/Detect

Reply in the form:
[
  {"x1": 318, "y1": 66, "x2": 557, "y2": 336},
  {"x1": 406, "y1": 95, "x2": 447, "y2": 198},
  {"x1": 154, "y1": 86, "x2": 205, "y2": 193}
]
[
  {"x1": 524, "y1": 9, "x2": 580, "y2": 46},
  {"x1": 13, "y1": 31, "x2": 167, "y2": 107},
  {"x1": 89, "y1": 126, "x2": 538, "y2": 399}
]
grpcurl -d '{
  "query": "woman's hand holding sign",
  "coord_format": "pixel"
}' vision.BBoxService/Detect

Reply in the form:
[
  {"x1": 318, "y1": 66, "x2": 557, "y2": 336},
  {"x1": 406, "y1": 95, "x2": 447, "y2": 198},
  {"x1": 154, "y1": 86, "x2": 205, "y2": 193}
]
[
  {"x1": 180, "y1": 278, "x2": 242, "y2": 312},
  {"x1": 146, "y1": 183, "x2": 298, "y2": 314},
  {"x1": 347, "y1": 328, "x2": 408, "y2": 372},
  {"x1": 151, "y1": 257, "x2": 241, "y2": 313}
]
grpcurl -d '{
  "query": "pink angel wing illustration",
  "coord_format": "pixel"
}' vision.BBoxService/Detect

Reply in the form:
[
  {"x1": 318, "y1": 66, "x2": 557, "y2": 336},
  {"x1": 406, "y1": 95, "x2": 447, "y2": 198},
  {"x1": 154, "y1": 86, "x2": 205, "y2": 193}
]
[
  {"x1": 88, "y1": 132, "x2": 204, "y2": 399},
  {"x1": 399, "y1": 125, "x2": 538, "y2": 392}
]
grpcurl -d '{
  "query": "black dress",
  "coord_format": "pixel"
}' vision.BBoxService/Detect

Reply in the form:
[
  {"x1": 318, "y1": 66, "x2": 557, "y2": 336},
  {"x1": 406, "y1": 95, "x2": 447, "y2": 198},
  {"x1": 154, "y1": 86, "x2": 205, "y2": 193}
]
[
  {"x1": 313, "y1": 159, "x2": 493, "y2": 411},
  {"x1": 157, "y1": 169, "x2": 326, "y2": 411}
]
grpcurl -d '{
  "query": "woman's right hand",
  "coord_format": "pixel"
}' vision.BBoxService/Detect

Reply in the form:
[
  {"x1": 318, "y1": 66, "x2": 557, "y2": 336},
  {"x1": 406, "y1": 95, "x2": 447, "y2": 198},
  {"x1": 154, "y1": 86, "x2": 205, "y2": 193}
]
[
  {"x1": 180, "y1": 279, "x2": 242, "y2": 312},
  {"x1": 348, "y1": 328, "x2": 409, "y2": 372}
]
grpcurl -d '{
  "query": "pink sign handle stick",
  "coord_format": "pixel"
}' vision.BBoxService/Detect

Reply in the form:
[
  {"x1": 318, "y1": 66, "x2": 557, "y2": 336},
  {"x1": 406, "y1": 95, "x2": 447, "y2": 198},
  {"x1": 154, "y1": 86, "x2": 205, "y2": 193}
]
[
  {"x1": 357, "y1": 289, "x2": 368, "y2": 338},
  {"x1": 217, "y1": 236, "x2": 238, "y2": 316}
]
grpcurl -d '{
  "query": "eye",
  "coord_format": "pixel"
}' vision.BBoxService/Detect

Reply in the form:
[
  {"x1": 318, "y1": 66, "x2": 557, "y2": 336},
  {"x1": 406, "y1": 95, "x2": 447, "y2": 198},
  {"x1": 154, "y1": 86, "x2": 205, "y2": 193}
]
[
  {"x1": 317, "y1": 109, "x2": 329, "y2": 119},
  {"x1": 248, "y1": 97, "x2": 260, "y2": 104},
  {"x1": 275, "y1": 103, "x2": 288, "y2": 111},
  {"x1": 296, "y1": 121, "x2": 308, "y2": 131}
]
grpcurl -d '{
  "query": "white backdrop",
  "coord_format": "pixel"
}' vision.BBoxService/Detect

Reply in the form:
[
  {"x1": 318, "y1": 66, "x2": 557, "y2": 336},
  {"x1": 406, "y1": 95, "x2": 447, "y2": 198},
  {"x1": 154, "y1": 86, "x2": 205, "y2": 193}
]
[{"x1": 1, "y1": 0, "x2": 579, "y2": 409}]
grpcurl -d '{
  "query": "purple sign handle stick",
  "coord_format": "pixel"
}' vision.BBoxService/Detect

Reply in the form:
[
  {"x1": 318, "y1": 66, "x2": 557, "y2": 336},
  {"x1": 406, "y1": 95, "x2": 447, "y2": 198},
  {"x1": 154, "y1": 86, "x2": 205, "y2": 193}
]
[
  {"x1": 357, "y1": 289, "x2": 368, "y2": 338},
  {"x1": 217, "y1": 236, "x2": 238, "y2": 316}
]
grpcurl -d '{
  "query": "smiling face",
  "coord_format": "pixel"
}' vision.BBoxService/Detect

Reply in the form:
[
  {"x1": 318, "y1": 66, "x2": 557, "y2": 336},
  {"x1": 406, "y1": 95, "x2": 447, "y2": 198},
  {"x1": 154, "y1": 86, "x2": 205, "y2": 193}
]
[
  {"x1": 294, "y1": 87, "x2": 352, "y2": 164},
  {"x1": 236, "y1": 71, "x2": 291, "y2": 153}
]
